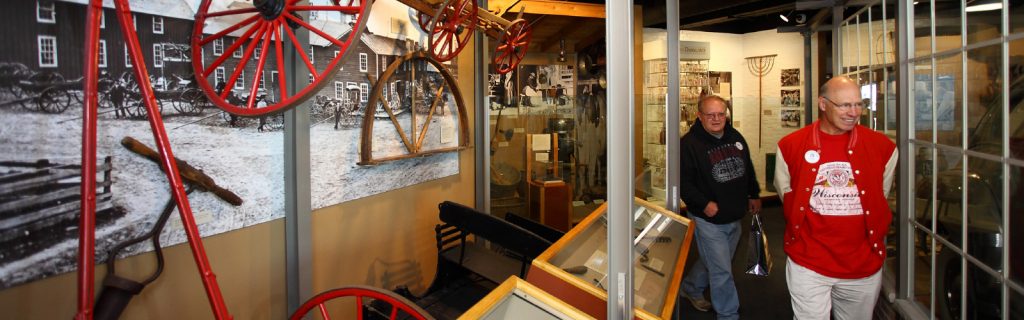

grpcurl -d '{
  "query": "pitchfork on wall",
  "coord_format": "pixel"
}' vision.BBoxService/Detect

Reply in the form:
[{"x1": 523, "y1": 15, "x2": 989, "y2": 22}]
[{"x1": 746, "y1": 54, "x2": 776, "y2": 150}]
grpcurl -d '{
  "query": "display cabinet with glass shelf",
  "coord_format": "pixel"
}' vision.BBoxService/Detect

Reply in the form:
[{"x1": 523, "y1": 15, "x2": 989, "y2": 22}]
[
  {"x1": 460, "y1": 276, "x2": 594, "y2": 320},
  {"x1": 641, "y1": 58, "x2": 708, "y2": 205},
  {"x1": 526, "y1": 197, "x2": 695, "y2": 319}
]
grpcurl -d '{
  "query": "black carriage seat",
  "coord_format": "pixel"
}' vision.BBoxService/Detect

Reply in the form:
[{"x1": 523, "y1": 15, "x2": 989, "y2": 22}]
[{"x1": 432, "y1": 201, "x2": 552, "y2": 286}]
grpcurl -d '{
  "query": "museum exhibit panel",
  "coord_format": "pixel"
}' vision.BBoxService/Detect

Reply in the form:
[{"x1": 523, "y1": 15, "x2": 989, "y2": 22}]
[
  {"x1": 3, "y1": 0, "x2": 1024, "y2": 319},
  {"x1": 526, "y1": 198, "x2": 695, "y2": 320}
]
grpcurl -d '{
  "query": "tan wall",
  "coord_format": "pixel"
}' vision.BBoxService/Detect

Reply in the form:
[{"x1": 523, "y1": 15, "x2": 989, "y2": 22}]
[{"x1": 0, "y1": 38, "x2": 479, "y2": 320}]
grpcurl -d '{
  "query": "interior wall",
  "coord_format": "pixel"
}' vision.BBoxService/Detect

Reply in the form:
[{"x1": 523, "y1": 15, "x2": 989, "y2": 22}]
[
  {"x1": 641, "y1": 29, "x2": 805, "y2": 193},
  {"x1": 0, "y1": 37, "x2": 479, "y2": 320}
]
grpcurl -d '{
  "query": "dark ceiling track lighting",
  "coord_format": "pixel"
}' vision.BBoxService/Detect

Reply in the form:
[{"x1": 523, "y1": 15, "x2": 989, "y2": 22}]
[
  {"x1": 779, "y1": 10, "x2": 806, "y2": 24},
  {"x1": 558, "y1": 39, "x2": 567, "y2": 63}
]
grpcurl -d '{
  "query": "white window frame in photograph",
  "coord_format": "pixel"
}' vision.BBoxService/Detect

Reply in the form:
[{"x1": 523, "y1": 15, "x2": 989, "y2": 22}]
[
  {"x1": 132, "y1": 14, "x2": 137, "y2": 30},
  {"x1": 270, "y1": 71, "x2": 278, "y2": 85},
  {"x1": 153, "y1": 44, "x2": 164, "y2": 68},
  {"x1": 100, "y1": 10, "x2": 104, "y2": 28},
  {"x1": 359, "y1": 83, "x2": 368, "y2": 102},
  {"x1": 383, "y1": 81, "x2": 388, "y2": 100},
  {"x1": 213, "y1": 38, "x2": 224, "y2": 56},
  {"x1": 309, "y1": 46, "x2": 315, "y2": 64},
  {"x1": 215, "y1": 67, "x2": 226, "y2": 87},
  {"x1": 359, "y1": 53, "x2": 368, "y2": 72},
  {"x1": 347, "y1": 82, "x2": 357, "y2": 100},
  {"x1": 258, "y1": 71, "x2": 265, "y2": 89},
  {"x1": 152, "y1": 16, "x2": 164, "y2": 34},
  {"x1": 233, "y1": 40, "x2": 243, "y2": 58},
  {"x1": 98, "y1": 39, "x2": 107, "y2": 68},
  {"x1": 309, "y1": 73, "x2": 314, "y2": 84},
  {"x1": 235, "y1": 70, "x2": 245, "y2": 90},
  {"x1": 37, "y1": 35, "x2": 57, "y2": 67},
  {"x1": 334, "y1": 81, "x2": 344, "y2": 99},
  {"x1": 124, "y1": 44, "x2": 132, "y2": 67},
  {"x1": 37, "y1": 1, "x2": 55, "y2": 23}
]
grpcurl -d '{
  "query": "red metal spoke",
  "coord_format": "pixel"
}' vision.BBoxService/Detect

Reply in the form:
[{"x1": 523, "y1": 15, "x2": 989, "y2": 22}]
[
  {"x1": 221, "y1": 23, "x2": 270, "y2": 100},
  {"x1": 432, "y1": 31, "x2": 446, "y2": 49},
  {"x1": 282, "y1": 21, "x2": 318, "y2": 78},
  {"x1": 273, "y1": 22, "x2": 288, "y2": 101},
  {"x1": 247, "y1": 23, "x2": 274, "y2": 108},
  {"x1": 494, "y1": 48, "x2": 510, "y2": 61},
  {"x1": 287, "y1": 5, "x2": 362, "y2": 14},
  {"x1": 199, "y1": 14, "x2": 260, "y2": 46},
  {"x1": 282, "y1": 12, "x2": 348, "y2": 49},
  {"x1": 389, "y1": 306, "x2": 398, "y2": 320},
  {"x1": 356, "y1": 296, "x2": 364, "y2": 319},
  {"x1": 203, "y1": 19, "x2": 265, "y2": 77},
  {"x1": 318, "y1": 304, "x2": 330, "y2": 320},
  {"x1": 202, "y1": 7, "x2": 259, "y2": 18}
]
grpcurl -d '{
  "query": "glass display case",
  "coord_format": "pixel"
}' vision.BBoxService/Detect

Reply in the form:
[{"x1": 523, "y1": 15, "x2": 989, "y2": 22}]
[
  {"x1": 526, "y1": 197, "x2": 695, "y2": 319},
  {"x1": 460, "y1": 276, "x2": 594, "y2": 320}
]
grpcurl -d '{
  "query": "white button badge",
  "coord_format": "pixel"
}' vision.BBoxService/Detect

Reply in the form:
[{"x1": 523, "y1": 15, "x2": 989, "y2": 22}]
[{"x1": 804, "y1": 150, "x2": 820, "y2": 164}]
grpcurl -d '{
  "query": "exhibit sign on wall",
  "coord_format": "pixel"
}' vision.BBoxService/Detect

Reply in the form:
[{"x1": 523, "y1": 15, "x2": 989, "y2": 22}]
[{"x1": 0, "y1": 0, "x2": 460, "y2": 289}]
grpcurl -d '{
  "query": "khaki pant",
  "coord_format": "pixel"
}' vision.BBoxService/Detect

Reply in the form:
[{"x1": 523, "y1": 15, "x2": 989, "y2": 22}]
[{"x1": 786, "y1": 257, "x2": 882, "y2": 320}]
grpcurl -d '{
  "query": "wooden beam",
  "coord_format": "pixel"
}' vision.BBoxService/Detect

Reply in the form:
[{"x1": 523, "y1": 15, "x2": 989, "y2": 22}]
[
  {"x1": 573, "y1": 27, "x2": 605, "y2": 52},
  {"x1": 489, "y1": 0, "x2": 605, "y2": 19}
]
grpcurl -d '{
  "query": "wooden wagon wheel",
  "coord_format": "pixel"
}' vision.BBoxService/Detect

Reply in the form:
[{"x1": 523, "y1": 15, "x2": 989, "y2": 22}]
[
  {"x1": 191, "y1": 0, "x2": 373, "y2": 116},
  {"x1": 360, "y1": 51, "x2": 470, "y2": 165},
  {"x1": 288, "y1": 286, "x2": 432, "y2": 320},
  {"x1": 38, "y1": 86, "x2": 72, "y2": 114},
  {"x1": 427, "y1": 0, "x2": 477, "y2": 62},
  {"x1": 493, "y1": 18, "x2": 531, "y2": 74}
]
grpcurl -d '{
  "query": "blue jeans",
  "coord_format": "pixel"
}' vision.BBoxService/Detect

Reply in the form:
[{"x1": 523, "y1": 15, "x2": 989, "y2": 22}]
[{"x1": 682, "y1": 213, "x2": 742, "y2": 320}]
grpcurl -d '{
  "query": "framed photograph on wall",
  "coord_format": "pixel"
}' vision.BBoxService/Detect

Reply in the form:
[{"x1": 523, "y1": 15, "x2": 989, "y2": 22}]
[
  {"x1": 781, "y1": 68, "x2": 800, "y2": 87},
  {"x1": 781, "y1": 89, "x2": 800, "y2": 107}
]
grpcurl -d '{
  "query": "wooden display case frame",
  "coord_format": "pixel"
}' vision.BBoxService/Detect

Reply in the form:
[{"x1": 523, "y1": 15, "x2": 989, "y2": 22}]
[
  {"x1": 526, "y1": 198, "x2": 695, "y2": 319},
  {"x1": 460, "y1": 276, "x2": 595, "y2": 320}
]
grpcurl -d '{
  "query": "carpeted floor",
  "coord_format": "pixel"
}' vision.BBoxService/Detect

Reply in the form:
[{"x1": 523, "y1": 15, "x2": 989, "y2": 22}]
[{"x1": 673, "y1": 203, "x2": 794, "y2": 320}]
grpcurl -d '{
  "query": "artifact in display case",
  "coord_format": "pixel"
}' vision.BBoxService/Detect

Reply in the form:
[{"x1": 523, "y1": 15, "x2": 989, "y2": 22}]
[
  {"x1": 526, "y1": 133, "x2": 571, "y2": 231},
  {"x1": 641, "y1": 56, "x2": 709, "y2": 206},
  {"x1": 526, "y1": 198, "x2": 695, "y2": 319},
  {"x1": 460, "y1": 276, "x2": 594, "y2": 320}
]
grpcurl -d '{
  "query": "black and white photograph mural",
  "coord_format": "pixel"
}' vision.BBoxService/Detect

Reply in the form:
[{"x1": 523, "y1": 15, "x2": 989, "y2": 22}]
[
  {"x1": 780, "y1": 109, "x2": 801, "y2": 128},
  {"x1": 0, "y1": 0, "x2": 463, "y2": 289},
  {"x1": 781, "y1": 68, "x2": 800, "y2": 87},
  {"x1": 516, "y1": 64, "x2": 574, "y2": 109},
  {"x1": 781, "y1": 89, "x2": 800, "y2": 107}
]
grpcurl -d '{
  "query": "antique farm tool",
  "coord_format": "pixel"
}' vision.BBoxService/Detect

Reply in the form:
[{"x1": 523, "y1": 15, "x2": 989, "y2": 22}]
[
  {"x1": 745, "y1": 54, "x2": 777, "y2": 149},
  {"x1": 120, "y1": 136, "x2": 244, "y2": 206},
  {"x1": 397, "y1": 0, "x2": 532, "y2": 74},
  {"x1": 190, "y1": 0, "x2": 372, "y2": 116},
  {"x1": 359, "y1": 51, "x2": 471, "y2": 165}
]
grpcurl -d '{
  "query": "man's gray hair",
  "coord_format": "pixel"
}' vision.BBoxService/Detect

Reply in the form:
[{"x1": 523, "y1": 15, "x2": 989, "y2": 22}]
[{"x1": 697, "y1": 95, "x2": 729, "y2": 113}]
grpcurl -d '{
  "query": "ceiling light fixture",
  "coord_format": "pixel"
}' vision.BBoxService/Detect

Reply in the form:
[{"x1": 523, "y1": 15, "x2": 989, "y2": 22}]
[
  {"x1": 966, "y1": 0, "x2": 1002, "y2": 12},
  {"x1": 779, "y1": 11, "x2": 790, "y2": 22}
]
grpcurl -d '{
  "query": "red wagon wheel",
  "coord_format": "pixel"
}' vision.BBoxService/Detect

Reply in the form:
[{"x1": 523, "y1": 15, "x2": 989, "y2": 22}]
[
  {"x1": 427, "y1": 0, "x2": 477, "y2": 62},
  {"x1": 493, "y1": 18, "x2": 530, "y2": 74},
  {"x1": 416, "y1": 11, "x2": 436, "y2": 33},
  {"x1": 191, "y1": 0, "x2": 372, "y2": 116},
  {"x1": 288, "y1": 286, "x2": 433, "y2": 320}
]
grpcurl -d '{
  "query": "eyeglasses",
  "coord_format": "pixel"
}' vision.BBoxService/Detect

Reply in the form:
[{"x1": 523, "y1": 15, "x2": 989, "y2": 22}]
[
  {"x1": 821, "y1": 96, "x2": 867, "y2": 111},
  {"x1": 701, "y1": 112, "x2": 727, "y2": 119}
]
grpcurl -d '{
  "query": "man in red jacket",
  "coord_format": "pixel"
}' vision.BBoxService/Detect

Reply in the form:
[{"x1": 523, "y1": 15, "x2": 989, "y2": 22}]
[{"x1": 773, "y1": 76, "x2": 897, "y2": 319}]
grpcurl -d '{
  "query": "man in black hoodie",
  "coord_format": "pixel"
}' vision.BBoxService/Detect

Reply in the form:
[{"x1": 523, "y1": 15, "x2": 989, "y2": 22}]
[{"x1": 679, "y1": 95, "x2": 761, "y2": 319}]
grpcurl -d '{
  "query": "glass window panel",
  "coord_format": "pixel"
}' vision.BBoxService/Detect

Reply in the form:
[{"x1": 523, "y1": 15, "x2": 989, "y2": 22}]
[
  {"x1": 934, "y1": 244, "x2": 963, "y2": 320},
  {"x1": 915, "y1": 61, "x2": 935, "y2": 140},
  {"x1": 934, "y1": 150, "x2": 963, "y2": 248},
  {"x1": 964, "y1": 262, "x2": 1003, "y2": 319},
  {"x1": 914, "y1": 145, "x2": 936, "y2": 229},
  {"x1": 882, "y1": 1, "x2": 898, "y2": 65},
  {"x1": 965, "y1": 156, "x2": 1003, "y2": 271},
  {"x1": 934, "y1": 0, "x2": 963, "y2": 53},
  {"x1": 885, "y1": 66, "x2": 898, "y2": 133},
  {"x1": 915, "y1": 0, "x2": 934, "y2": 57},
  {"x1": 913, "y1": 228, "x2": 935, "y2": 312},
  {"x1": 935, "y1": 52, "x2": 964, "y2": 148},
  {"x1": 966, "y1": 1, "x2": 1002, "y2": 45},
  {"x1": 859, "y1": 10, "x2": 870, "y2": 68},
  {"x1": 1011, "y1": 288, "x2": 1024, "y2": 320},
  {"x1": 1013, "y1": 1, "x2": 1024, "y2": 34},
  {"x1": 966, "y1": 46, "x2": 1003, "y2": 156},
  {"x1": 1012, "y1": 163, "x2": 1024, "y2": 287},
  {"x1": 1009, "y1": 38, "x2": 1024, "y2": 160}
]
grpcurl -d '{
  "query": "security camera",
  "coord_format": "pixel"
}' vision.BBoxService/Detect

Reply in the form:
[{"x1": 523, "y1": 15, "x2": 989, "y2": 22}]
[{"x1": 794, "y1": 14, "x2": 807, "y2": 24}]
